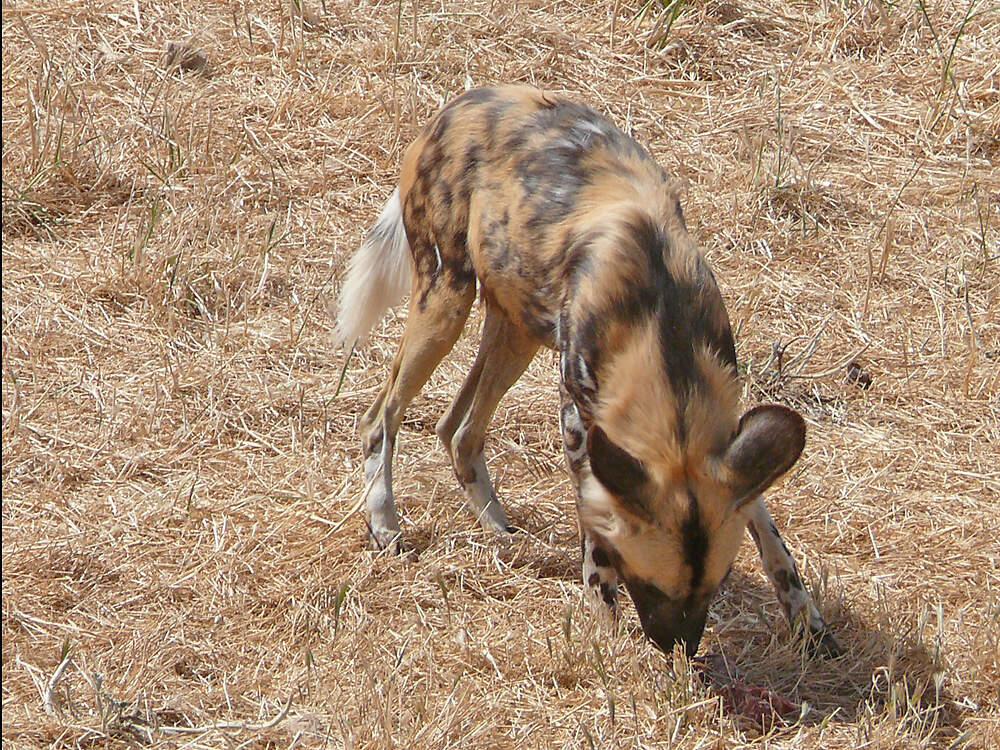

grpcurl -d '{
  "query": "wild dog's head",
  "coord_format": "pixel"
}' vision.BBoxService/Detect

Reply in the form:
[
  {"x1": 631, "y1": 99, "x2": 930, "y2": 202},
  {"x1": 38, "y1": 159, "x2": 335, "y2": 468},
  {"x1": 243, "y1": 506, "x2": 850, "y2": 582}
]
[
  {"x1": 579, "y1": 403, "x2": 806, "y2": 657},
  {"x1": 564, "y1": 187, "x2": 807, "y2": 656}
]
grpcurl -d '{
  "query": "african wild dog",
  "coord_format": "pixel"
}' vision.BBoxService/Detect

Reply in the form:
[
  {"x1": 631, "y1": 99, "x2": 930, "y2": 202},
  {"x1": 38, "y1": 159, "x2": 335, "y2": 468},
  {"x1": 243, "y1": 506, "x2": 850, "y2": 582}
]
[{"x1": 335, "y1": 86, "x2": 840, "y2": 658}]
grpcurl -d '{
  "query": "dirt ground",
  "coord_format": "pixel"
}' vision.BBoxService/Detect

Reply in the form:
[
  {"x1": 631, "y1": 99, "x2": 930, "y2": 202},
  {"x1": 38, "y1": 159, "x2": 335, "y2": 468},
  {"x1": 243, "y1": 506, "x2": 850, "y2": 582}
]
[{"x1": 3, "y1": 0, "x2": 998, "y2": 747}]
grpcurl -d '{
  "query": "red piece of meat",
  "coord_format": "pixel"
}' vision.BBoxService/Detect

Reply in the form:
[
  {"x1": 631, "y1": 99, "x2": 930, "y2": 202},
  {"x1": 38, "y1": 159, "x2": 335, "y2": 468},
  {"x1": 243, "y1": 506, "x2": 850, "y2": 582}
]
[{"x1": 693, "y1": 654, "x2": 800, "y2": 732}]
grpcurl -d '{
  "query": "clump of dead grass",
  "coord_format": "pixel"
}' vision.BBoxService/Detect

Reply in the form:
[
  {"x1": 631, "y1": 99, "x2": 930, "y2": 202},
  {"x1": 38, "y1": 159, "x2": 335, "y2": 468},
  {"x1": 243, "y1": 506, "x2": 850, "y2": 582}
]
[{"x1": 3, "y1": 0, "x2": 998, "y2": 748}]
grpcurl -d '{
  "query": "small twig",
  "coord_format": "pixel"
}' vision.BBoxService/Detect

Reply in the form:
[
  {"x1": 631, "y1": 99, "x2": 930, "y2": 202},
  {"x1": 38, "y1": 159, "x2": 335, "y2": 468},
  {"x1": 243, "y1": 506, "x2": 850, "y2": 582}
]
[
  {"x1": 787, "y1": 343, "x2": 873, "y2": 381},
  {"x1": 864, "y1": 158, "x2": 923, "y2": 317},
  {"x1": 834, "y1": 79, "x2": 884, "y2": 131},
  {"x1": 332, "y1": 342, "x2": 356, "y2": 400},
  {"x1": 759, "y1": 321, "x2": 828, "y2": 385},
  {"x1": 782, "y1": 316, "x2": 832, "y2": 377},
  {"x1": 962, "y1": 277, "x2": 980, "y2": 350},
  {"x1": 43, "y1": 643, "x2": 73, "y2": 717},
  {"x1": 158, "y1": 694, "x2": 293, "y2": 735}
]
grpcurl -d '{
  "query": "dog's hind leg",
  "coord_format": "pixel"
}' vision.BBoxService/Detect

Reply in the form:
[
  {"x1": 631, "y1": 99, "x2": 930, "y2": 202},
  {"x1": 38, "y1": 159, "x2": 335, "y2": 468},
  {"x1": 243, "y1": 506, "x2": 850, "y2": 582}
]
[
  {"x1": 359, "y1": 252, "x2": 475, "y2": 553},
  {"x1": 436, "y1": 304, "x2": 539, "y2": 533}
]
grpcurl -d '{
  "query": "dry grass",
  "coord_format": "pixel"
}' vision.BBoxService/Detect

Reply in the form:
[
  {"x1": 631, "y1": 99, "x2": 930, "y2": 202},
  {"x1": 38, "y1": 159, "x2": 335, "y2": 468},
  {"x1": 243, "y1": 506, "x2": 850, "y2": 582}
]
[{"x1": 2, "y1": 0, "x2": 998, "y2": 747}]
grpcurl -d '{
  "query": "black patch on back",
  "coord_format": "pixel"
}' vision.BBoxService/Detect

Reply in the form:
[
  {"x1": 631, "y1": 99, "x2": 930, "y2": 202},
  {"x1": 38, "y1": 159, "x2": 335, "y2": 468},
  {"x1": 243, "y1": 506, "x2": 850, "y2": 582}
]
[
  {"x1": 460, "y1": 142, "x2": 482, "y2": 182},
  {"x1": 527, "y1": 100, "x2": 646, "y2": 159},
  {"x1": 453, "y1": 87, "x2": 498, "y2": 108},
  {"x1": 564, "y1": 230, "x2": 600, "y2": 289},
  {"x1": 429, "y1": 107, "x2": 452, "y2": 142},
  {"x1": 512, "y1": 99, "x2": 647, "y2": 234},
  {"x1": 516, "y1": 140, "x2": 586, "y2": 232},
  {"x1": 527, "y1": 99, "x2": 594, "y2": 132},
  {"x1": 431, "y1": 87, "x2": 496, "y2": 140},
  {"x1": 617, "y1": 214, "x2": 738, "y2": 394},
  {"x1": 651, "y1": 235, "x2": 737, "y2": 419},
  {"x1": 434, "y1": 178, "x2": 453, "y2": 214},
  {"x1": 623, "y1": 213, "x2": 668, "y2": 270}
]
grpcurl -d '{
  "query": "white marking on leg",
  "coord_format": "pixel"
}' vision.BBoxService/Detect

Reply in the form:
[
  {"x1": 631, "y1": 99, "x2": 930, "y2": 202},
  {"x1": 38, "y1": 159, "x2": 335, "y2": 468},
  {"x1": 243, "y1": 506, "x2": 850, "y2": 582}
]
[
  {"x1": 583, "y1": 534, "x2": 618, "y2": 611},
  {"x1": 559, "y1": 398, "x2": 587, "y2": 469},
  {"x1": 559, "y1": 390, "x2": 619, "y2": 613},
  {"x1": 364, "y1": 424, "x2": 400, "y2": 549},
  {"x1": 576, "y1": 354, "x2": 596, "y2": 391}
]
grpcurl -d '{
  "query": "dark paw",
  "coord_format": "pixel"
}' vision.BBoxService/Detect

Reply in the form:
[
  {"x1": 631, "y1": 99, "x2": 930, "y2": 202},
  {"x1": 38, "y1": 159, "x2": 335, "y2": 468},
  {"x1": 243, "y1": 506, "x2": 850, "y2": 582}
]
[
  {"x1": 599, "y1": 582, "x2": 618, "y2": 609},
  {"x1": 585, "y1": 581, "x2": 619, "y2": 617},
  {"x1": 805, "y1": 626, "x2": 843, "y2": 659}
]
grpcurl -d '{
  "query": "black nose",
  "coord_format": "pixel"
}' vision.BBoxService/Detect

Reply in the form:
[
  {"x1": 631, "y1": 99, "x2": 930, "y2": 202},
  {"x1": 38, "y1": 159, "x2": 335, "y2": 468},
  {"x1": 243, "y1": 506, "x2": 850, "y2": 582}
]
[
  {"x1": 624, "y1": 578, "x2": 710, "y2": 657},
  {"x1": 646, "y1": 606, "x2": 708, "y2": 657}
]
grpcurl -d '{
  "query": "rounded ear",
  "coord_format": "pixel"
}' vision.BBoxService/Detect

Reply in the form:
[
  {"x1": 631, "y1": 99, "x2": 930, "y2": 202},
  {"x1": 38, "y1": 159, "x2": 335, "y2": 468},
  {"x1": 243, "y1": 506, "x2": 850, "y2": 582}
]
[
  {"x1": 724, "y1": 405, "x2": 805, "y2": 504},
  {"x1": 587, "y1": 425, "x2": 650, "y2": 502}
]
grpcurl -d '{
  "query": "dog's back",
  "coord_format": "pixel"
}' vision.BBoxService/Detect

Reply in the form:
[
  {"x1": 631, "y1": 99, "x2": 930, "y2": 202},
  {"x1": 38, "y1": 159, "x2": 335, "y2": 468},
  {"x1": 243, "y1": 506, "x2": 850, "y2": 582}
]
[{"x1": 397, "y1": 87, "x2": 691, "y2": 343}]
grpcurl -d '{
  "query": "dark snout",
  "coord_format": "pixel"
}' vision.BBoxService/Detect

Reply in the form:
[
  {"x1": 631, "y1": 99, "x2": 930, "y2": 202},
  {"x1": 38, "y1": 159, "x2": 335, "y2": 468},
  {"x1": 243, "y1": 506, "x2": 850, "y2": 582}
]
[{"x1": 624, "y1": 578, "x2": 710, "y2": 657}]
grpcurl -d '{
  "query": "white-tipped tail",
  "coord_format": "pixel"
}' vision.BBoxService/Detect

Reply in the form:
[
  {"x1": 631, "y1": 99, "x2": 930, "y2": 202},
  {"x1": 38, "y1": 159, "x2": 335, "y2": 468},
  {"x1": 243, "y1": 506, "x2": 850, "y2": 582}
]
[{"x1": 334, "y1": 186, "x2": 413, "y2": 347}]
